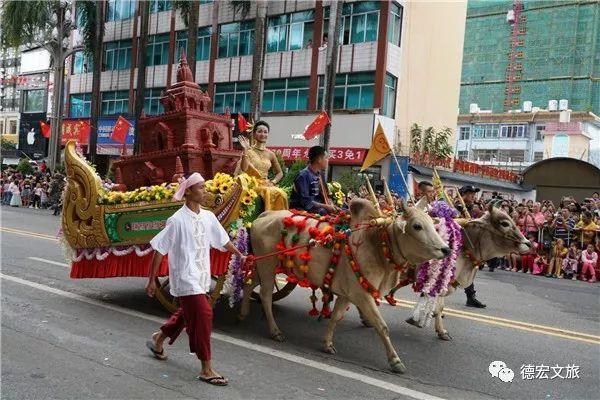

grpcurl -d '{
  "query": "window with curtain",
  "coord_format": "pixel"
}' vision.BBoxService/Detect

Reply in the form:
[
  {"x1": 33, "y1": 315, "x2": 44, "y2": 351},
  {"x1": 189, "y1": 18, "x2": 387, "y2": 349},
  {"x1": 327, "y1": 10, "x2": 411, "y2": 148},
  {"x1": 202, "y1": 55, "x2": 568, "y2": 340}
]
[
  {"x1": 267, "y1": 11, "x2": 314, "y2": 53},
  {"x1": 146, "y1": 34, "x2": 170, "y2": 66},
  {"x1": 103, "y1": 40, "x2": 132, "y2": 71},
  {"x1": 101, "y1": 90, "x2": 129, "y2": 116},
  {"x1": 144, "y1": 88, "x2": 164, "y2": 115},
  {"x1": 262, "y1": 77, "x2": 309, "y2": 112},
  {"x1": 106, "y1": 0, "x2": 136, "y2": 21},
  {"x1": 213, "y1": 82, "x2": 251, "y2": 114},
  {"x1": 23, "y1": 90, "x2": 45, "y2": 113},
  {"x1": 175, "y1": 27, "x2": 212, "y2": 61},
  {"x1": 150, "y1": 0, "x2": 172, "y2": 13},
  {"x1": 72, "y1": 51, "x2": 92, "y2": 74},
  {"x1": 333, "y1": 2, "x2": 379, "y2": 45},
  {"x1": 318, "y1": 72, "x2": 374, "y2": 110},
  {"x1": 382, "y1": 73, "x2": 397, "y2": 118},
  {"x1": 70, "y1": 93, "x2": 92, "y2": 117},
  {"x1": 218, "y1": 21, "x2": 254, "y2": 58},
  {"x1": 387, "y1": 2, "x2": 403, "y2": 46}
]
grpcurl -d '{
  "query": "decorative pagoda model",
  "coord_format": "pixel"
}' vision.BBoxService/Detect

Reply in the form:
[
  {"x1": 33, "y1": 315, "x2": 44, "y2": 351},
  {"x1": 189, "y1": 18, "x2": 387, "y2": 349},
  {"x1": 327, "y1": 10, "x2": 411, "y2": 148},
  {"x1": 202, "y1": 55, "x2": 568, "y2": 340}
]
[{"x1": 113, "y1": 54, "x2": 240, "y2": 189}]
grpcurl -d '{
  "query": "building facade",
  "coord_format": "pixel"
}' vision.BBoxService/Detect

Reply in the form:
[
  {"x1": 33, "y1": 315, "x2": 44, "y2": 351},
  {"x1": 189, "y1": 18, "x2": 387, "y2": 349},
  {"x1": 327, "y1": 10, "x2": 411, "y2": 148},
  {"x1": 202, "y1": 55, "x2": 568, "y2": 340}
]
[
  {"x1": 65, "y1": 0, "x2": 466, "y2": 186},
  {"x1": 0, "y1": 46, "x2": 22, "y2": 145},
  {"x1": 456, "y1": 110, "x2": 600, "y2": 172},
  {"x1": 459, "y1": 0, "x2": 599, "y2": 115}
]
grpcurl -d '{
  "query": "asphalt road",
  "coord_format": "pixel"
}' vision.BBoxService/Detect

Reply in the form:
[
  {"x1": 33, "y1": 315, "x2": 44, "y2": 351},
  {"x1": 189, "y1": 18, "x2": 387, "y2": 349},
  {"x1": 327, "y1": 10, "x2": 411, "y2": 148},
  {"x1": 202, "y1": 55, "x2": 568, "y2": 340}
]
[{"x1": 1, "y1": 206, "x2": 599, "y2": 400}]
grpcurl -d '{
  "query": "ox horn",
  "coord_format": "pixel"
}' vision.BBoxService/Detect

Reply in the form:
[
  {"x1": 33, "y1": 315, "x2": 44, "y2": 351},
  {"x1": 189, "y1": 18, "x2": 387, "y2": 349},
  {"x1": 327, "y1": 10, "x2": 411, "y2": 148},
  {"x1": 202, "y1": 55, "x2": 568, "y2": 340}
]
[{"x1": 369, "y1": 217, "x2": 394, "y2": 227}]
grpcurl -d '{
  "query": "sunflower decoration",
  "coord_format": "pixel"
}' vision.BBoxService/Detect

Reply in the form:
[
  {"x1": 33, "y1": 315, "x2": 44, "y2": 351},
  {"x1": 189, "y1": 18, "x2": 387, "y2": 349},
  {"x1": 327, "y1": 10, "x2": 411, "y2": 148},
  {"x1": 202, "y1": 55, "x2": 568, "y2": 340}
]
[
  {"x1": 327, "y1": 181, "x2": 346, "y2": 207},
  {"x1": 97, "y1": 183, "x2": 179, "y2": 205}
]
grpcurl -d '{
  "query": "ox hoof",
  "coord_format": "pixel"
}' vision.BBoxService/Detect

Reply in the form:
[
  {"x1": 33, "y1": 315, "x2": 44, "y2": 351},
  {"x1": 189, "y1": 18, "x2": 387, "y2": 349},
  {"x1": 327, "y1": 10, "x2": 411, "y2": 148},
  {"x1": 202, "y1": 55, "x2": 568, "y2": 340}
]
[
  {"x1": 405, "y1": 317, "x2": 422, "y2": 328},
  {"x1": 390, "y1": 359, "x2": 407, "y2": 374},
  {"x1": 271, "y1": 332, "x2": 286, "y2": 342},
  {"x1": 437, "y1": 332, "x2": 453, "y2": 341},
  {"x1": 322, "y1": 344, "x2": 337, "y2": 355},
  {"x1": 360, "y1": 318, "x2": 373, "y2": 328}
]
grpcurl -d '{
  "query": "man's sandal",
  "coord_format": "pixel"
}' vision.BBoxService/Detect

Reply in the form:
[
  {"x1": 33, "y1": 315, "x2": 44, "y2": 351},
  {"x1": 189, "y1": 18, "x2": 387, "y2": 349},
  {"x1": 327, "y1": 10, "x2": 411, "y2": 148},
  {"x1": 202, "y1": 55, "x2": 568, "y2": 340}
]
[
  {"x1": 197, "y1": 376, "x2": 228, "y2": 386},
  {"x1": 146, "y1": 340, "x2": 168, "y2": 360}
]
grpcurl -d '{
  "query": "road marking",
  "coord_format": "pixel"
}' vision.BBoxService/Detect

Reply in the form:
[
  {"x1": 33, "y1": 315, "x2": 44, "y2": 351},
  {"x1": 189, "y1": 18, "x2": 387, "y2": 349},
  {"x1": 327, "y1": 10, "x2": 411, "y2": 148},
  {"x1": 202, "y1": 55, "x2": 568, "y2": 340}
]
[
  {"x1": 0, "y1": 272, "x2": 444, "y2": 400},
  {"x1": 8, "y1": 228, "x2": 600, "y2": 345},
  {"x1": 29, "y1": 257, "x2": 70, "y2": 268}
]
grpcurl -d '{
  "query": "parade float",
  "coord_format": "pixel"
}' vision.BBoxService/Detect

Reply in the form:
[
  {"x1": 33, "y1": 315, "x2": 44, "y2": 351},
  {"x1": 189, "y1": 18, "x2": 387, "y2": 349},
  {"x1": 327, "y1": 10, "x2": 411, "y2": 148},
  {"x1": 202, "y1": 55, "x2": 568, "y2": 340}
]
[{"x1": 61, "y1": 56, "x2": 295, "y2": 312}]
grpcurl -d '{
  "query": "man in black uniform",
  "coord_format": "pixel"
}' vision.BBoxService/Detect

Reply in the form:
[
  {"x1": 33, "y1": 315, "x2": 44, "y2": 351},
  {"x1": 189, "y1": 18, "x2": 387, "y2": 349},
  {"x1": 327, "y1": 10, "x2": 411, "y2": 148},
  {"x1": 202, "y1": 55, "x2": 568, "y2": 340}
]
[{"x1": 455, "y1": 185, "x2": 486, "y2": 308}]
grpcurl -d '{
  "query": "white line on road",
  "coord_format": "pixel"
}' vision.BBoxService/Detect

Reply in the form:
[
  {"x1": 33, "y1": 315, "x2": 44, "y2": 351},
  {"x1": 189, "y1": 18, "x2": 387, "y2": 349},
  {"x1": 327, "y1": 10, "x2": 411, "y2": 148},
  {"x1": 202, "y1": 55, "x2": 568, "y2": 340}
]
[
  {"x1": 28, "y1": 257, "x2": 70, "y2": 268},
  {"x1": 0, "y1": 272, "x2": 445, "y2": 400}
]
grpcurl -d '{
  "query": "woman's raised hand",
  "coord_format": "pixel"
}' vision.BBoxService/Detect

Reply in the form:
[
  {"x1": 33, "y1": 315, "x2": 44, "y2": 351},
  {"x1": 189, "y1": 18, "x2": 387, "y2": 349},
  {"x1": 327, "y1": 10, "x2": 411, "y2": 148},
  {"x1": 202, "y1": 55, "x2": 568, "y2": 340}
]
[{"x1": 239, "y1": 135, "x2": 251, "y2": 150}]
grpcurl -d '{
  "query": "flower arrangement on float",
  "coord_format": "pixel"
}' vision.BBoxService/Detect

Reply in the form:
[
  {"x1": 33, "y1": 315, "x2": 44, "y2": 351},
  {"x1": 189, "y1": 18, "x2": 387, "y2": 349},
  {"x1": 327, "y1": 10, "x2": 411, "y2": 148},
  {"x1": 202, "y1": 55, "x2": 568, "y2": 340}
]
[
  {"x1": 411, "y1": 201, "x2": 463, "y2": 327},
  {"x1": 98, "y1": 183, "x2": 178, "y2": 205},
  {"x1": 327, "y1": 181, "x2": 345, "y2": 207}
]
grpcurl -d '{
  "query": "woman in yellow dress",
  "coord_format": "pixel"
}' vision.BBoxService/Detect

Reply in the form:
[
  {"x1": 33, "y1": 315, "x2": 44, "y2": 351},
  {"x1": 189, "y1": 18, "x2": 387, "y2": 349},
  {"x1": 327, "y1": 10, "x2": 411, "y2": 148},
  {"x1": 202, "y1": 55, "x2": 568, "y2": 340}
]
[{"x1": 237, "y1": 121, "x2": 289, "y2": 210}]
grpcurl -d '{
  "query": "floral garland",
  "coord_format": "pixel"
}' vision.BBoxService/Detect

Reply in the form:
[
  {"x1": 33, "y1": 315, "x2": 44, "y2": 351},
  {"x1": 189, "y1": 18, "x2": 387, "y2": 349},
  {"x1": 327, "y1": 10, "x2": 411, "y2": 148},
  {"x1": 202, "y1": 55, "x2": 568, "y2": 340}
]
[
  {"x1": 223, "y1": 222, "x2": 249, "y2": 308},
  {"x1": 72, "y1": 244, "x2": 155, "y2": 262},
  {"x1": 413, "y1": 201, "x2": 463, "y2": 297},
  {"x1": 98, "y1": 182, "x2": 179, "y2": 205}
]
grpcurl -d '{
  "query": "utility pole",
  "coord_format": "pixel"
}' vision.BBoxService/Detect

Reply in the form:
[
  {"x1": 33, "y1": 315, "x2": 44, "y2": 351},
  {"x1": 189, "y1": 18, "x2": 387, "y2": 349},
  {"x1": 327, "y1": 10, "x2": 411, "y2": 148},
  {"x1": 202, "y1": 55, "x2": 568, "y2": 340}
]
[
  {"x1": 47, "y1": 4, "x2": 65, "y2": 172},
  {"x1": 321, "y1": 0, "x2": 343, "y2": 170}
]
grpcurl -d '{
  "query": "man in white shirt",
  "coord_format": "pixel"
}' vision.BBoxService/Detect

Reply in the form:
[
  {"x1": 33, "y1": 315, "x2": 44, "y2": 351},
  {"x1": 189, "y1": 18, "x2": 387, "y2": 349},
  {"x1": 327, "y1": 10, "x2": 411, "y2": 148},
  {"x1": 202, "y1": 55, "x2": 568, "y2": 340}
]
[{"x1": 145, "y1": 172, "x2": 246, "y2": 386}]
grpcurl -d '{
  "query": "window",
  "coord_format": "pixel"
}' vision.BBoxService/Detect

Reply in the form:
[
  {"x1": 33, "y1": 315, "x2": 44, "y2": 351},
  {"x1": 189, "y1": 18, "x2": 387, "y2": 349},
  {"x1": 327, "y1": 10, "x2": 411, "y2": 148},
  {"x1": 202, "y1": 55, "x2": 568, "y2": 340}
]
[
  {"x1": 9, "y1": 120, "x2": 17, "y2": 135},
  {"x1": 70, "y1": 93, "x2": 92, "y2": 117},
  {"x1": 472, "y1": 124, "x2": 499, "y2": 139},
  {"x1": 497, "y1": 150, "x2": 525, "y2": 162},
  {"x1": 72, "y1": 51, "x2": 91, "y2": 74},
  {"x1": 500, "y1": 125, "x2": 526, "y2": 138},
  {"x1": 387, "y1": 2, "x2": 403, "y2": 46},
  {"x1": 267, "y1": 11, "x2": 314, "y2": 53},
  {"x1": 0, "y1": 121, "x2": 4, "y2": 135},
  {"x1": 535, "y1": 125, "x2": 545, "y2": 141},
  {"x1": 318, "y1": 73, "x2": 374, "y2": 110},
  {"x1": 339, "y1": 2, "x2": 379, "y2": 45},
  {"x1": 533, "y1": 151, "x2": 544, "y2": 162},
  {"x1": 146, "y1": 34, "x2": 170, "y2": 66},
  {"x1": 101, "y1": 90, "x2": 129, "y2": 116},
  {"x1": 459, "y1": 126, "x2": 470, "y2": 140},
  {"x1": 382, "y1": 73, "x2": 396, "y2": 118},
  {"x1": 103, "y1": 40, "x2": 132, "y2": 71},
  {"x1": 23, "y1": 90, "x2": 44, "y2": 113},
  {"x1": 457, "y1": 150, "x2": 468, "y2": 160},
  {"x1": 175, "y1": 27, "x2": 212, "y2": 61},
  {"x1": 144, "y1": 88, "x2": 164, "y2": 115},
  {"x1": 106, "y1": 0, "x2": 135, "y2": 21},
  {"x1": 218, "y1": 21, "x2": 254, "y2": 58},
  {"x1": 472, "y1": 149, "x2": 498, "y2": 162},
  {"x1": 214, "y1": 82, "x2": 251, "y2": 114},
  {"x1": 262, "y1": 78, "x2": 309, "y2": 112},
  {"x1": 150, "y1": 0, "x2": 172, "y2": 13}
]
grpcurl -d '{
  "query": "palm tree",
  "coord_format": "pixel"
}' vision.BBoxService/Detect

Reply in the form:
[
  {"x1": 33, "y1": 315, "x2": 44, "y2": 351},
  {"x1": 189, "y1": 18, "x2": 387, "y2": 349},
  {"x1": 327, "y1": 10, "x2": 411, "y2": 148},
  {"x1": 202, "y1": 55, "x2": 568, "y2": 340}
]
[
  {"x1": 133, "y1": 0, "x2": 150, "y2": 154},
  {"x1": 173, "y1": 0, "x2": 198, "y2": 78},
  {"x1": 231, "y1": 0, "x2": 267, "y2": 121},
  {"x1": 1, "y1": 0, "x2": 96, "y2": 170}
]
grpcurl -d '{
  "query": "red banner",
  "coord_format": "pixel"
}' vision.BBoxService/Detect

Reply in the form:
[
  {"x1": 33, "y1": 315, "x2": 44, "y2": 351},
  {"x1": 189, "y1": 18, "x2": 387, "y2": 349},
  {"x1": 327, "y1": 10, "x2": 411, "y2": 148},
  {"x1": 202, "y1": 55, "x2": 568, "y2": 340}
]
[
  {"x1": 452, "y1": 159, "x2": 518, "y2": 183},
  {"x1": 269, "y1": 146, "x2": 367, "y2": 166},
  {"x1": 61, "y1": 119, "x2": 91, "y2": 145}
]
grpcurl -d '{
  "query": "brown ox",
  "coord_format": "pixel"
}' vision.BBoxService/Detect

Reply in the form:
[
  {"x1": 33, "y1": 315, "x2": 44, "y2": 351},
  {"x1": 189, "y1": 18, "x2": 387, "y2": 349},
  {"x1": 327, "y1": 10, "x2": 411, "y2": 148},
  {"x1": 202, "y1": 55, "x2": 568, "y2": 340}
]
[{"x1": 241, "y1": 199, "x2": 450, "y2": 373}]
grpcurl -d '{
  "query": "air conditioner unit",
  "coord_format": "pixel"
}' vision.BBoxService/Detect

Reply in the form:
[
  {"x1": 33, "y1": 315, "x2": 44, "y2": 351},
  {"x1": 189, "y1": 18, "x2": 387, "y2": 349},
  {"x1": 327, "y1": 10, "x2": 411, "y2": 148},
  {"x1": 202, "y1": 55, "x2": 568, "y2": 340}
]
[
  {"x1": 548, "y1": 100, "x2": 558, "y2": 111},
  {"x1": 523, "y1": 101, "x2": 532, "y2": 112},
  {"x1": 506, "y1": 9, "x2": 515, "y2": 23},
  {"x1": 469, "y1": 103, "x2": 479, "y2": 113},
  {"x1": 559, "y1": 99, "x2": 569, "y2": 111}
]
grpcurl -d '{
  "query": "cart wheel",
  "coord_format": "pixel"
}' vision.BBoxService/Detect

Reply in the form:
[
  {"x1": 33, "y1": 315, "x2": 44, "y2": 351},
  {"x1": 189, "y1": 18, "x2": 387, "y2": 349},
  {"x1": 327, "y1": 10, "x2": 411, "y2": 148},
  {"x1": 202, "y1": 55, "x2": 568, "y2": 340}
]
[
  {"x1": 251, "y1": 274, "x2": 297, "y2": 303},
  {"x1": 154, "y1": 277, "x2": 178, "y2": 313}
]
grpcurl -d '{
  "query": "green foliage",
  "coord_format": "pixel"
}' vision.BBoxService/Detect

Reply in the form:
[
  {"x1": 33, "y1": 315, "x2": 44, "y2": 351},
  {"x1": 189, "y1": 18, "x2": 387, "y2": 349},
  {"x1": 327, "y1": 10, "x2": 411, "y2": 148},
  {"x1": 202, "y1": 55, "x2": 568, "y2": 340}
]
[
  {"x1": 409, "y1": 123, "x2": 423, "y2": 155},
  {"x1": 75, "y1": 1, "x2": 99, "y2": 59},
  {"x1": 16, "y1": 159, "x2": 33, "y2": 175},
  {"x1": 337, "y1": 171, "x2": 362, "y2": 194},
  {"x1": 172, "y1": 0, "x2": 191, "y2": 26},
  {"x1": 410, "y1": 123, "x2": 454, "y2": 160},
  {"x1": 230, "y1": 0, "x2": 252, "y2": 18},
  {"x1": 0, "y1": 137, "x2": 17, "y2": 151},
  {"x1": 0, "y1": 0, "x2": 53, "y2": 47},
  {"x1": 54, "y1": 163, "x2": 66, "y2": 175},
  {"x1": 422, "y1": 127, "x2": 435, "y2": 154},
  {"x1": 278, "y1": 159, "x2": 306, "y2": 189},
  {"x1": 433, "y1": 127, "x2": 454, "y2": 158}
]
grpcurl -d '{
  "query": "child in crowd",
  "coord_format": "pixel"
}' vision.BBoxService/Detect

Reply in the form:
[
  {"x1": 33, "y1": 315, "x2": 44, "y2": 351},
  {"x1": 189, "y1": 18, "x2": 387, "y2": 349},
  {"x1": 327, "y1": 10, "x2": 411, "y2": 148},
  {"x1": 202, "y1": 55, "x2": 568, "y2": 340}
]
[
  {"x1": 580, "y1": 244, "x2": 597, "y2": 283},
  {"x1": 562, "y1": 242, "x2": 581, "y2": 280},
  {"x1": 533, "y1": 250, "x2": 548, "y2": 275},
  {"x1": 21, "y1": 181, "x2": 31, "y2": 208},
  {"x1": 518, "y1": 233, "x2": 538, "y2": 273},
  {"x1": 547, "y1": 238, "x2": 568, "y2": 278}
]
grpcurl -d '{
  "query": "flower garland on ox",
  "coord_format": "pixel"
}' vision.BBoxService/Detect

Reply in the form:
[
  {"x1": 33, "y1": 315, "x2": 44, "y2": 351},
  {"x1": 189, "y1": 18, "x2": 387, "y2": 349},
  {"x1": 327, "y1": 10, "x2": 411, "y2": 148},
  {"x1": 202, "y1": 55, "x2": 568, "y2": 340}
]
[{"x1": 411, "y1": 201, "x2": 463, "y2": 327}]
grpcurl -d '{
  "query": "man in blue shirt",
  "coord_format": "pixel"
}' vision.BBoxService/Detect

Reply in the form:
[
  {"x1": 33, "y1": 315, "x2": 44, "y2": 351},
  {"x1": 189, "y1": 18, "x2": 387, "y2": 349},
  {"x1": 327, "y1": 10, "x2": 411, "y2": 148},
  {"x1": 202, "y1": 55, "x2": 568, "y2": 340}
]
[{"x1": 290, "y1": 146, "x2": 338, "y2": 214}]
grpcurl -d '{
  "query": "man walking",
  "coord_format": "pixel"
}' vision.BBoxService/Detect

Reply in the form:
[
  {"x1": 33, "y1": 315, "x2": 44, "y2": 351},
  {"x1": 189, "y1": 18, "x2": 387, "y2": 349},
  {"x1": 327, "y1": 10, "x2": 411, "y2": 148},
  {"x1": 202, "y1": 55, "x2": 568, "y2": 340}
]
[{"x1": 145, "y1": 172, "x2": 246, "y2": 386}]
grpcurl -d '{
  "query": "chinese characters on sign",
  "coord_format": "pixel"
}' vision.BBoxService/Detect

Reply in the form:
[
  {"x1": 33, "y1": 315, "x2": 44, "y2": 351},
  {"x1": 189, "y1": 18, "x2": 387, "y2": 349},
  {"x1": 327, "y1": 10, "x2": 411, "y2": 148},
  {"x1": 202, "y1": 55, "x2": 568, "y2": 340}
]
[
  {"x1": 61, "y1": 119, "x2": 91, "y2": 146},
  {"x1": 269, "y1": 146, "x2": 366, "y2": 166},
  {"x1": 520, "y1": 364, "x2": 580, "y2": 380}
]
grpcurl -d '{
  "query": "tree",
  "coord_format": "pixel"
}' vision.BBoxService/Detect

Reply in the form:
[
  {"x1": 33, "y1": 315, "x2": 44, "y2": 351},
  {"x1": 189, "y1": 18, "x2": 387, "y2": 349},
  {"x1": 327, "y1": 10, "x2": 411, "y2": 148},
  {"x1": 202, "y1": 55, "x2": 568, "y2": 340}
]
[
  {"x1": 409, "y1": 123, "x2": 423, "y2": 156},
  {"x1": 433, "y1": 127, "x2": 454, "y2": 158},
  {"x1": 173, "y1": 0, "x2": 198, "y2": 78},
  {"x1": 133, "y1": 0, "x2": 150, "y2": 154},
  {"x1": 0, "y1": 0, "x2": 96, "y2": 170},
  {"x1": 16, "y1": 159, "x2": 34, "y2": 175}
]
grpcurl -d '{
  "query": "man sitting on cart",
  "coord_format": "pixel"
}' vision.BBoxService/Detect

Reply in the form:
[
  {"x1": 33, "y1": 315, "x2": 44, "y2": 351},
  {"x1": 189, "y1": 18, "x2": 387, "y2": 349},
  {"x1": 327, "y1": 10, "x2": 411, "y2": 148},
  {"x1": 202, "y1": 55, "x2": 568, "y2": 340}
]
[{"x1": 289, "y1": 145, "x2": 339, "y2": 215}]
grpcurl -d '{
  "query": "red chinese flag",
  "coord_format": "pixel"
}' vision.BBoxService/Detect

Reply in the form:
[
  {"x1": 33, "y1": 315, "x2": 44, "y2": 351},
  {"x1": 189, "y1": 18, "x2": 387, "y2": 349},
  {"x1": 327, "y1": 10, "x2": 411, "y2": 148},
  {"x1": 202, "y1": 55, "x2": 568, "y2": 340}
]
[
  {"x1": 78, "y1": 120, "x2": 91, "y2": 144},
  {"x1": 39, "y1": 121, "x2": 51, "y2": 138},
  {"x1": 238, "y1": 113, "x2": 248, "y2": 132},
  {"x1": 111, "y1": 116, "x2": 131, "y2": 144},
  {"x1": 303, "y1": 111, "x2": 330, "y2": 140}
]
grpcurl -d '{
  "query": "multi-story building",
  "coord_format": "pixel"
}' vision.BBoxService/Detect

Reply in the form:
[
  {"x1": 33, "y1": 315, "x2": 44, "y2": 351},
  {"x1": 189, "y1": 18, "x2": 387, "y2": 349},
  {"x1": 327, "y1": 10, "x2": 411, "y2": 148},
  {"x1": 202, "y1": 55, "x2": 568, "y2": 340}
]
[
  {"x1": 65, "y1": 0, "x2": 466, "y2": 187},
  {"x1": 459, "y1": 0, "x2": 599, "y2": 115},
  {"x1": 456, "y1": 108, "x2": 600, "y2": 172},
  {"x1": 0, "y1": 46, "x2": 22, "y2": 146}
]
